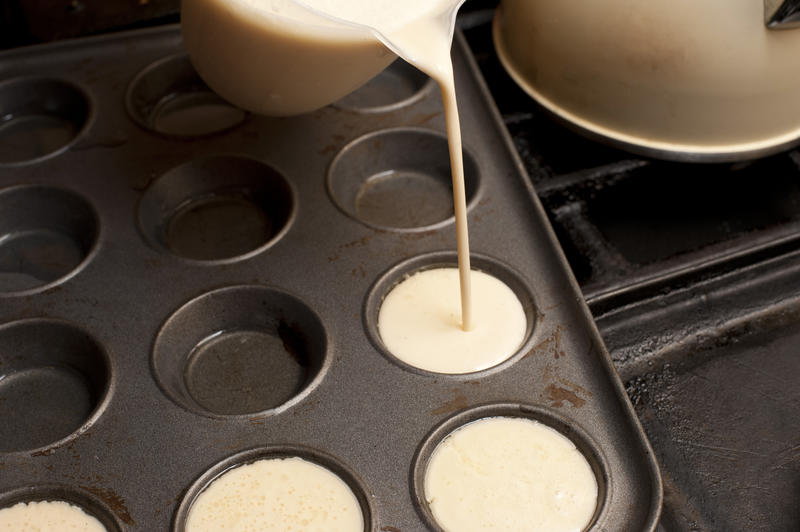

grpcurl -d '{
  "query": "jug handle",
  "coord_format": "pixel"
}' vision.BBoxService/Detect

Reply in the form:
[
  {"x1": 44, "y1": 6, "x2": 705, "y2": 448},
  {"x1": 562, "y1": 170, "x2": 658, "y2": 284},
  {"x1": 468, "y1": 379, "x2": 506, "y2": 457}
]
[{"x1": 765, "y1": 0, "x2": 800, "y2": 28}]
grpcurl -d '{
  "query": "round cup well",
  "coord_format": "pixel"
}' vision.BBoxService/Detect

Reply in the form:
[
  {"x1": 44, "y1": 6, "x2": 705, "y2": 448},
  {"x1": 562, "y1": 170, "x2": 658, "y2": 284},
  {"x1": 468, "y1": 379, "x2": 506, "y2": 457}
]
[
  {"x1": 412, "y1": 403, "x2": 609, "y2": 532},
  {"x1": 0, "y1": 319, "x2": 111, "y2": 453},
  {"x1": 0, "y1": 185, "x2": 98, "y2": 294},
  {"x1": 0, "y1": 485, "x2": 123, "y2": 531},
  {"x1": 334, "y1": 59, "x2": 432, "y2": 113},
  {"x1": 152, "y1": 285, "x2": 327, "y2": 417},
  {"x1": 127, "y1": 54, "x2": 246, "y2": 138},
  {"x1": 138, "y1": 155, "x2": 294, "y2": 263},
  {"x1": 328, "y1": 128, "x2": 479, "y2": 231},
  {"x1": 0, "y1": 78, "x2": 90, "y2": 165}
]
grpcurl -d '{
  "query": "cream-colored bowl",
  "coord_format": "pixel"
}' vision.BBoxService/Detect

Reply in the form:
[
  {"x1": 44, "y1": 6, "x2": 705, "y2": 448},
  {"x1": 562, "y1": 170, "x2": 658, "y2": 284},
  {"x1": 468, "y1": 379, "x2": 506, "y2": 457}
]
[
  {"x1": 494, "y1": 0, "x2": 800, "y2": 161},
  {"x1": 181, "y1": 0, "x2": 396, "y2": 116}
]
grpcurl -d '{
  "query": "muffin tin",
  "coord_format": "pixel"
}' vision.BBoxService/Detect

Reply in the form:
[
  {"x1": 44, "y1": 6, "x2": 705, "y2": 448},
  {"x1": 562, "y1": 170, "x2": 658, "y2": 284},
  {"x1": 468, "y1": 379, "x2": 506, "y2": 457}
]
[{"x1": 0, "y1": 25, "x2": 661, "y2": 530}]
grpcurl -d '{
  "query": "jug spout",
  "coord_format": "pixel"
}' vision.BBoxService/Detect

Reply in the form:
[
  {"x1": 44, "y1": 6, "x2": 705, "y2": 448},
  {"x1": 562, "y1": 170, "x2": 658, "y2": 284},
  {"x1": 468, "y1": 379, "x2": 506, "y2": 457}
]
[{"x1": 765, "y1": 0, "x2": 800, "y2": 29}]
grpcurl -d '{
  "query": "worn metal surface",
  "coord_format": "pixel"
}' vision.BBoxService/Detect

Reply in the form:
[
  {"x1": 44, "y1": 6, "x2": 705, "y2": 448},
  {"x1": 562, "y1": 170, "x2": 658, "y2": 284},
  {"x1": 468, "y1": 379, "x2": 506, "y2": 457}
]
[{"x1": 0, "y1": 25, "x2": 659, "y2": 530}]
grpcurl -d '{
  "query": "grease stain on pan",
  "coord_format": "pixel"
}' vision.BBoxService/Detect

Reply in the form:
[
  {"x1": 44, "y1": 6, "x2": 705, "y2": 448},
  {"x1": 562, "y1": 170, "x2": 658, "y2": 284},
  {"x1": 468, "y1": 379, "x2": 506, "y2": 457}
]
[
  {"x1": 431, "y1": 391, "x2": 469, "y2": 416},
  {"x1": 546, "y1": 383, "x2": 587, "y2": 409},
  {"x1": 80, "y1": 486, "x2": 134, "y2": 526}
]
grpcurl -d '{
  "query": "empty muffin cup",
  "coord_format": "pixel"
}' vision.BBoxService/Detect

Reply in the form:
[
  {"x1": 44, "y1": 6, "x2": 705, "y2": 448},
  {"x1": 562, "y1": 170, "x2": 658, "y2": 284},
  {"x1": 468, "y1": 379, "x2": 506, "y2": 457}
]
[
  {"x1": 152, "y1": 285, "x2": 327, "y2": 417},
  {"x1": 412, "y1": 403, "x2": 608, "y2": 532},
  {"x1": 334, "y1": 59, "x2": 432, "y2": 113},
  {"x1": 126, "y1": 54, "x2": 246, "y2": 138},
  {"x1": 0, "y1": 78, "x2": 90, "y2": 165},
  {"x1": 0, "y1": 485, "x2": 122, "y2": 531},
  {"x1": 0, "y1": 319, "x2": 112, "y2": 453},
  {"x1": 327, "y1": 128, "x2": 480, "y2": 231},
  {"x1": 137, "y1": 155, "x2": 294, "y2": 263},
  {"x1": 174, "y1": 446, "x2": 372, "y2": 532},
  {"x1": 364, "y1": 251, "x2": 536, "y2": 375},
  {"x1": 0, "y1": 185, "x2": 99, "y2": 294}
]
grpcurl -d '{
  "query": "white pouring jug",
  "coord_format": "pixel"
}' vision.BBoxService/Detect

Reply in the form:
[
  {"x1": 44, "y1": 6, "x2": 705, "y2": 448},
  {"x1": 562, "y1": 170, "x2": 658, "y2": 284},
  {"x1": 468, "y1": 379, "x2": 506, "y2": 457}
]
[{"x1": 181, "y1": 0, "x2": 464, "y2": 116}]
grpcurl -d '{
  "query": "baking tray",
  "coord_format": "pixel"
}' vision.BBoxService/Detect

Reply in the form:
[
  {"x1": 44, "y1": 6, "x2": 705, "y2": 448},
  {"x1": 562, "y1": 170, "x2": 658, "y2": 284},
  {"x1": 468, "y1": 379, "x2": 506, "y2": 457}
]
[{"x1": 0, "y1": 24, "x2": 661, "y2": 530}]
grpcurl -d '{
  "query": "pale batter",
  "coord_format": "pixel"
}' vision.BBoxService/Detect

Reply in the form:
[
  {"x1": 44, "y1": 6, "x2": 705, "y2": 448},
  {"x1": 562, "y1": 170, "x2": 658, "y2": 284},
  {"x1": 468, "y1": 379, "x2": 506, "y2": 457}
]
[
  {"x1": 424, "y1": 416, "x2": 598, "y2": 532},
  {"x1": 185, "y1": 456, "x2": 364, "y2": 532},
  {"x1": 378, "y1": 268, "x2": 526, "y2": 374},
  {"x1": 0, "y1": 500, "x2": 107, "y2": 531}
]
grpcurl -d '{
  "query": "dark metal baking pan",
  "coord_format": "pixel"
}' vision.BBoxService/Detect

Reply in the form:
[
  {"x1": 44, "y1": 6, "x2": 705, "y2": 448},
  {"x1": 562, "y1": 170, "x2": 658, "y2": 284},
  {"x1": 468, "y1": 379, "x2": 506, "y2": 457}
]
[{"x1": 0, "y1": 24, "x2": 661, "y2": 530}]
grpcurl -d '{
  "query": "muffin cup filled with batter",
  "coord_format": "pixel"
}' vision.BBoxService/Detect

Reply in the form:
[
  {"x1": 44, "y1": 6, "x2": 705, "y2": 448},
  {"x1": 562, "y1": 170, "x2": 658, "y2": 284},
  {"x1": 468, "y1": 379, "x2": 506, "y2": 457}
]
[
  {"x1": 412, "y1": 404, "x2": 607, "y2": 532},
  {"x1": 0, "y1": 485, "x2": 123, "y2": 532},
  {"x1": 174, "y1": 446, "x2": 372, "y2": 532},
  {"x1": 365, "y1": 251, "x2": 537, "y2": 375}
]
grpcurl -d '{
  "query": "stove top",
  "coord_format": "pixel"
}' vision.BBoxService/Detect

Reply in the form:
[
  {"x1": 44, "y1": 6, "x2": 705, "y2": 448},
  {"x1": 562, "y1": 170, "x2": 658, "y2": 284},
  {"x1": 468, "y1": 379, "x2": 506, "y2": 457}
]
[{"x1": 461, "y1": 4, "x2": 800, "y2": 531}]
